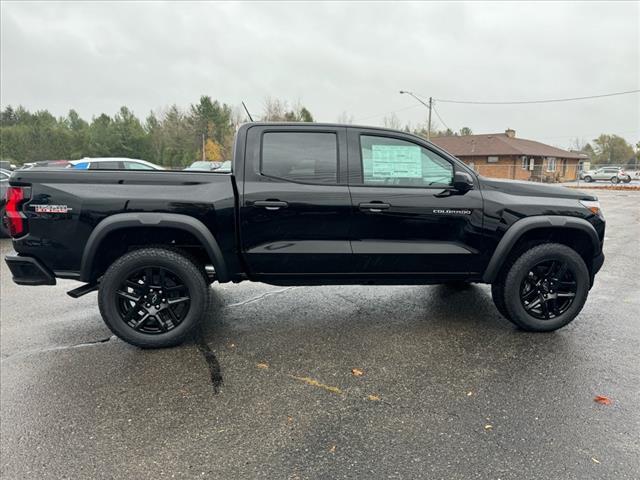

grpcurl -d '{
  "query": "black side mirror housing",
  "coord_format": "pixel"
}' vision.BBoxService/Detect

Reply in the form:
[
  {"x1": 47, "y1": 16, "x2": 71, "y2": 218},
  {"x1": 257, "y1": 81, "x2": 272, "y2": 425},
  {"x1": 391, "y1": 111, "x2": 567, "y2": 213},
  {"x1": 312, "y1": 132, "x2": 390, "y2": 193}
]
[{"x1": 453, "y1": 171, "x2": 474, "y2": 192}]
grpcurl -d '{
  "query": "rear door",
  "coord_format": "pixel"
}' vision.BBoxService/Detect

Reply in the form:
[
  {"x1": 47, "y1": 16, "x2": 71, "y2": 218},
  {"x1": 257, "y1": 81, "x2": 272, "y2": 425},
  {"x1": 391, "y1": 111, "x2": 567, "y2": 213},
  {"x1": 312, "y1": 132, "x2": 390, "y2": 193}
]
[
  {"x1": 239, "y1": 125, "x2": 353, "y2": 276},
  {"x1": 346, "y1": 128, "x2": 484, "y2": 278}
]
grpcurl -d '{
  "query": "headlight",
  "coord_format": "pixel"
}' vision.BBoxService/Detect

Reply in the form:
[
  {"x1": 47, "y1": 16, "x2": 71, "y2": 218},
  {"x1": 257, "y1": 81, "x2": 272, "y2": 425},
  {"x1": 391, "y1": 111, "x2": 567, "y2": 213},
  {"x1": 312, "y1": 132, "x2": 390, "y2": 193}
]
[{"x1": 580, "y1": 199, "x2": 604, "y2": 219}]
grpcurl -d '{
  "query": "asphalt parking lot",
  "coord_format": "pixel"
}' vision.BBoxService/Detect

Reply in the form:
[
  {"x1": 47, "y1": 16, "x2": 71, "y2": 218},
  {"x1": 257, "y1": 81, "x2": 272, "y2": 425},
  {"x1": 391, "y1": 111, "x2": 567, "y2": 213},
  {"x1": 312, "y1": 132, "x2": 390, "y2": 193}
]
[{"x1": 1, "y1": 190, "x2": 639, "y2": 479}]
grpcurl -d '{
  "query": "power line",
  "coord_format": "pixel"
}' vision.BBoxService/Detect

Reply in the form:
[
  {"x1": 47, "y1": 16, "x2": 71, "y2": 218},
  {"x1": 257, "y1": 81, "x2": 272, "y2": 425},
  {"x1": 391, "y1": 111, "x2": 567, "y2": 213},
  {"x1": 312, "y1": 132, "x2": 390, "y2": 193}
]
[
  {"x1": 432, "y1": 105, "x2": 450, "y2": 131},
  {"x1": 432, "y1": 89, "x2": 640, "y2": 105}
]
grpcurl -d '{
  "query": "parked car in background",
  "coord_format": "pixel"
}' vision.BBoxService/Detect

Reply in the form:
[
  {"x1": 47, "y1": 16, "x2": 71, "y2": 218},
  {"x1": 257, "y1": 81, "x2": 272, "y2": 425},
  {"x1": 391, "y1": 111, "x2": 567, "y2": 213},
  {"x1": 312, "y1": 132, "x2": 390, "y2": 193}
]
[
  {"x1": 0, "y1": 168, "x2": 11, "y2": 237},
  {"x1": 0, "y1": 161, "x2": 17, "y2": 171},
  {"x1": 69, "y1": 158, "x2": 164, "y2": 170},
  {"x1": 580, "y1": 166, "x2": 631, "y2": 183},
  {"x1": 18, "y1": 160, "x2": 71, "y2": 170},
  {"x1": 216, "y1": 160, "x2": 232, "y2": 172},
  {"x1": 184, "y1": 161, "x2": 225, "y2": 171}
]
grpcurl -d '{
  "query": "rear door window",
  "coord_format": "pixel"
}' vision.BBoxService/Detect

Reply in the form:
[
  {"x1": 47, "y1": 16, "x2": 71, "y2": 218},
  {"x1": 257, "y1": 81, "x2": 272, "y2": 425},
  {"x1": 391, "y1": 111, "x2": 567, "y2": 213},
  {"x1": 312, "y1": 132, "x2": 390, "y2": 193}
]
[{"x1": 261, "y1": 132, "x2": 338, "y2": 184}]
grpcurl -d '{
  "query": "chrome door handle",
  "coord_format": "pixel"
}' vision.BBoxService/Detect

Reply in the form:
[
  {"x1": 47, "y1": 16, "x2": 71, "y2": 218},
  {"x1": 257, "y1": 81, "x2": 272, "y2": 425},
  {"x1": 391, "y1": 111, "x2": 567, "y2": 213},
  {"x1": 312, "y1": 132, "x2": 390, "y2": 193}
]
[
  {"x1": 253, "y1": 200, "x2": 289, "y2": 211},
  {"x1": 359, "y1": 202, "x2": 391, "y2": 213}
]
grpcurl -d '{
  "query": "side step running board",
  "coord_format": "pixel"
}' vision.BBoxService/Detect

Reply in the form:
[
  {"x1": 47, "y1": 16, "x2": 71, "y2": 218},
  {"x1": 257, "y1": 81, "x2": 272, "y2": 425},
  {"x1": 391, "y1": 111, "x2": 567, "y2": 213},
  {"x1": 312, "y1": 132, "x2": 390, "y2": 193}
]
[{"x1": 67, "y1": 282, "x2": 99, "y2": 298}]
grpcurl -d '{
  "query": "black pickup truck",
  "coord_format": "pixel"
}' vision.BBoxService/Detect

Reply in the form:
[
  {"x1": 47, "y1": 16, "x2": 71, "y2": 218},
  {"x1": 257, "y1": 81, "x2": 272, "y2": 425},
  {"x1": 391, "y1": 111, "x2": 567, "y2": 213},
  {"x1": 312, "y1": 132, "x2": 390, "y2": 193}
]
[{"x1": 3, "y1": 123, "x2": 605, "y2": 348}]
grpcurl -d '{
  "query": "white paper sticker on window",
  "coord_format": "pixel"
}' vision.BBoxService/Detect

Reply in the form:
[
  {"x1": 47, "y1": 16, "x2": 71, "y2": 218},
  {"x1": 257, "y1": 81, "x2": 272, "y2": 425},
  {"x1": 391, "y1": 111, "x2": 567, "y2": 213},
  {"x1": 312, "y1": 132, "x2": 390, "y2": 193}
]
[{"x1": 371, "y1": 145, "x2": 422, "y2": 178}]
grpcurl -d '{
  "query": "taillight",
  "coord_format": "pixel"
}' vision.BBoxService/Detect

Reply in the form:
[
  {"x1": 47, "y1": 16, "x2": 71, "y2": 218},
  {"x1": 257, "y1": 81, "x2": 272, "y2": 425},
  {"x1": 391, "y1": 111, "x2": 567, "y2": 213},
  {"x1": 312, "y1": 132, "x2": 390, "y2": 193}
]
[{"x1": 5, "y1": 186, "x2": 29, "y2": 237}]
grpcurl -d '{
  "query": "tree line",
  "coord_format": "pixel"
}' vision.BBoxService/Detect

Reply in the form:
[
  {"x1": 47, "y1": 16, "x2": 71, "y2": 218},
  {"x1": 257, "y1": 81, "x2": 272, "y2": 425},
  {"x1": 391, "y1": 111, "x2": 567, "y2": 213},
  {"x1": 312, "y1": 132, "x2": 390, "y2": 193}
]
[
  {"x1": 1, "y1": 97, "x2": 637, "y2": 167},
  {"x1": 0, "y1": 96, "x2": 315, "y2": 168},
  {"x1": 573, "y1": 135, "x2": 639, "y2": 167}
]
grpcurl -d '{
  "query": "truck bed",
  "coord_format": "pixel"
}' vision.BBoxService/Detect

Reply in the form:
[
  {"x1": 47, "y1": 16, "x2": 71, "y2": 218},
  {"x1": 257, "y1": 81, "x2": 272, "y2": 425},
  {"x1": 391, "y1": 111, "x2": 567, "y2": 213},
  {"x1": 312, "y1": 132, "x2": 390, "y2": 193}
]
[{"x1": 8, "y1": 169, "x2": 239, "y2": 279}]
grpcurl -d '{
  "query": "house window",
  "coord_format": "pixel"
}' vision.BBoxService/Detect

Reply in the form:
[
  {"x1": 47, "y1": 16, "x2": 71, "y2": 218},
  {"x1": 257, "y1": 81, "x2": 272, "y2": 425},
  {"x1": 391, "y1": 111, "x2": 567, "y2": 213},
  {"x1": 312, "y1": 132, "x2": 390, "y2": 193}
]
[
  {"x1": 546, "y1": 157, "x2": 556, "y2": 172},
  {"x1": 521, "y1": 156, "x2": 528, "y2": 169},
  {"x1": 487, "y1": 156, "x2": 499, "y2": 163}
]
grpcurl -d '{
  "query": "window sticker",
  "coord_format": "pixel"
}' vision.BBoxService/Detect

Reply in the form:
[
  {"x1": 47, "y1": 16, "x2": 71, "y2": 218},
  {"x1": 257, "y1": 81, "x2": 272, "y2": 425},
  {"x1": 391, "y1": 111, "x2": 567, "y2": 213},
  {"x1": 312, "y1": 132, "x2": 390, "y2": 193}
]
[{"x1": 371, "y1": 145, "x2": 422, "y2": 178}]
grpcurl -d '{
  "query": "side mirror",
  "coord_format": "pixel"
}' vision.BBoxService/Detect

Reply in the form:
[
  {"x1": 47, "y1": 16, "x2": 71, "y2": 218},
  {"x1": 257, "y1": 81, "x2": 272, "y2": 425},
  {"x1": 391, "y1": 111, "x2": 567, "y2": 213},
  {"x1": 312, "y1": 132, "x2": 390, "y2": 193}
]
[{"x1": 453, "y1": 171, "x2": 474, "y2": 192}]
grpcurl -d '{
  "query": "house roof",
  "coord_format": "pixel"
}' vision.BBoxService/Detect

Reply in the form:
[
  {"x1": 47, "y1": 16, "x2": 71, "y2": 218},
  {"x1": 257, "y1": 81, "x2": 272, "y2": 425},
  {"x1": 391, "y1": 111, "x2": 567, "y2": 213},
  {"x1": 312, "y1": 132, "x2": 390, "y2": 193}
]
[{"x1": 431, "y1": 132, "x2": 587, "y2": 159}]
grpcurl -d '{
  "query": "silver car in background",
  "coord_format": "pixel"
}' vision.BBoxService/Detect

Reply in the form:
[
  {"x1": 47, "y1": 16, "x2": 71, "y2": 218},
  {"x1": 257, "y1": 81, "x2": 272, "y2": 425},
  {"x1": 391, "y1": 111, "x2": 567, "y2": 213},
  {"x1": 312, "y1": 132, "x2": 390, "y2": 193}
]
[{"x1": 581, "y1": 166, "x2": 631, "y2": 183}]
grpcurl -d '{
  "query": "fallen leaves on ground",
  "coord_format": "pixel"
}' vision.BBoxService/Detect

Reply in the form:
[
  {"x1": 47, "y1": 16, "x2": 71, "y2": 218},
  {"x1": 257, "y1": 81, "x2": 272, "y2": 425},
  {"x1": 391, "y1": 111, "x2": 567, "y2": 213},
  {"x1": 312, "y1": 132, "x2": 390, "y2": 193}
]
[
  {"x1": 256, "y1": 362, "x2": 269, "y2": 369},
  {"x1": 329, "y1": 445, "x2": 336, "y2": 453},
  {"x1": 367, "y1": 394, "x2": 380, "y2": 401},
  {"x1": 594, "y1": 395, "x2": 612, "y2": 405},
  {"x1": 351, "y1": 368, "x2": 364, "y2": 377},
  {"x1": 466, "y1": 391, "x2": 473, "y2": 396},
  {"x1": 484, "y1": 424, "x2": 493, "y2": 430},
  {"x1": 290, "y1": 375, "x2": 343, "y2": 395}
]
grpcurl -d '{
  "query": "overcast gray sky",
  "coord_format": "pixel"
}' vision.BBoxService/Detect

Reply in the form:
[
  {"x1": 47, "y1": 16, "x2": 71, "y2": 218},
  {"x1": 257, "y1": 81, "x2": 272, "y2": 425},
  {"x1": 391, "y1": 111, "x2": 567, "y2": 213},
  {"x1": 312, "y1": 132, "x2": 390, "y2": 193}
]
[{"x1": 1, "y1": 1, "x2": 638, "y2": 148}]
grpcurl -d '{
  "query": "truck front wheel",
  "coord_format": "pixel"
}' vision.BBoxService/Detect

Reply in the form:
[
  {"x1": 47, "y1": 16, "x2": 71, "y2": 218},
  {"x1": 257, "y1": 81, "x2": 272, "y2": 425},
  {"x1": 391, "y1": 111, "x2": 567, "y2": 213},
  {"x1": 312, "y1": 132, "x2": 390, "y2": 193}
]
[
  {"x1": 500, "y1": 243, "x2": 589, "y2": 332},
  {"x1": 98, "y1": 248, "x2": 208, "y2": 348}
]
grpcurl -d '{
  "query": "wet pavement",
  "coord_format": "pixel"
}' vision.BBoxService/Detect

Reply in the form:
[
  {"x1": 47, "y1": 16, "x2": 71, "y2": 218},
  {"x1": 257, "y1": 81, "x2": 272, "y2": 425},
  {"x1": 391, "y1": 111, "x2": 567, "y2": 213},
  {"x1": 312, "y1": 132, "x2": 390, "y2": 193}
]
[{"x1": 1, "y1": 190, "x2": 639, "y2": 479}]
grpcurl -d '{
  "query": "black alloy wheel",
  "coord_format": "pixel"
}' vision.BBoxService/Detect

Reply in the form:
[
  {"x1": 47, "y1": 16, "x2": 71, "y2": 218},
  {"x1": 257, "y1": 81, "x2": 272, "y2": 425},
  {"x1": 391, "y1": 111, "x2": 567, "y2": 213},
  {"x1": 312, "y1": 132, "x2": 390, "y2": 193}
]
[
  {"x1": 116, "y1": 266, "x2": 191, "y2": 334},
  {"x1": 98, "y1": 248, "x2": 208, "y2": 348},
  {"x1": 519, "y1": 259, "x2": 577, "y2": 320}
]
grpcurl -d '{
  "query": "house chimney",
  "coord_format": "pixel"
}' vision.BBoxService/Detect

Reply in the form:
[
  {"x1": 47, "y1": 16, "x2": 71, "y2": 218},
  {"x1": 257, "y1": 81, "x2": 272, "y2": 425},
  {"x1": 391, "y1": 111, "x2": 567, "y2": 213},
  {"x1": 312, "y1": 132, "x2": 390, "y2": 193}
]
[{"x1": 505, "y1": 128, "x2": 516, "y2": 138}]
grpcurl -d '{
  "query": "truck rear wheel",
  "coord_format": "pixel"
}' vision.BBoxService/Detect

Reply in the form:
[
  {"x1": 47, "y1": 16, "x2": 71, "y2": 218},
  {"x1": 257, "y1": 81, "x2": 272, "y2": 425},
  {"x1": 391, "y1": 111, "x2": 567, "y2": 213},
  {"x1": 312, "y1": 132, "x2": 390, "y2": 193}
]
[
  {"x1": 98, "y1": 248, "x2": 208, "y2": 348},
  {"x1": 501, "y1": 243, "x2": 589, "y2": 332}
]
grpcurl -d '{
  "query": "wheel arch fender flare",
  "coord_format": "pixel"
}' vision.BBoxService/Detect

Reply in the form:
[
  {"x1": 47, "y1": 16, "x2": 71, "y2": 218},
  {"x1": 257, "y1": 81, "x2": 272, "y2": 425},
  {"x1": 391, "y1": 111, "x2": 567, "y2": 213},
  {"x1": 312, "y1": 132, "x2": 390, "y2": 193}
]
[
  {"x1": 482, "y1": 215, "x2": 600, "y2": 283},
  {"x1": 80, "y1": 213, "x2": 229, "y2": 282}
]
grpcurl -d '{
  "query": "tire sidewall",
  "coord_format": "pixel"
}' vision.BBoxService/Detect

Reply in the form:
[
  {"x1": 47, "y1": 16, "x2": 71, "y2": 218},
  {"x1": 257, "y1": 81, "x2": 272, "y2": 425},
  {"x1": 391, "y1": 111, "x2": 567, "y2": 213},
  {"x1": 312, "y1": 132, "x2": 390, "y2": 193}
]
[
  {"x1": 0, "y1": 207, "x2": 8, "y2": 237},
  {"x1": 584, "y1": 176, "x2": 592, "y2": 183},
  {"x1": 504, "y1": 245, "x2": 589, "y2": 331},
  {"x1": 98, "y1": 249, "x2": 207, "y2": 348}
]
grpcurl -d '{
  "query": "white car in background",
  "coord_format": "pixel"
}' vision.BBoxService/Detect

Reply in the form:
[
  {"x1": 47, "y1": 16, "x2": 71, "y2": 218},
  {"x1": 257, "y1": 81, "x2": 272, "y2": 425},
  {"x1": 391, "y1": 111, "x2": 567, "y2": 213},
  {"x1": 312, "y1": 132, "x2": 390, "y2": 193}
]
[
  {"x1": 69, "y1": 158, "x2": 164, "y2": 170},
  {"x1": 580, "y1": 166, "x2": 631, "y2": 183}
]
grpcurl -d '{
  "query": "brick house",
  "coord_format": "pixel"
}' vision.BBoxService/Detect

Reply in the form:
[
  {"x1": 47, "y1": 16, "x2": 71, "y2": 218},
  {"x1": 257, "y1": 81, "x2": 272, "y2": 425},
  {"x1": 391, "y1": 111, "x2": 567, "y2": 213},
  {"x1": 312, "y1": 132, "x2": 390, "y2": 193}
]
[{"x1": 431, "y1": 129, "x2": 587, "y2": 182}]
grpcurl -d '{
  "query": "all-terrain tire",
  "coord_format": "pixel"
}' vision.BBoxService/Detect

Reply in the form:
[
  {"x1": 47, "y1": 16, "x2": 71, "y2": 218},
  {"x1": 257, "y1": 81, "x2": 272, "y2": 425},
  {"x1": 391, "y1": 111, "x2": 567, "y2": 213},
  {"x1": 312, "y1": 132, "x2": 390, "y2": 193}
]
[
  {"x1": 98, "y1": 248, "x2": 208, "y2": 348},
  {"x1": 502, "y1": 243, "x2": 589, "y2": 332}
]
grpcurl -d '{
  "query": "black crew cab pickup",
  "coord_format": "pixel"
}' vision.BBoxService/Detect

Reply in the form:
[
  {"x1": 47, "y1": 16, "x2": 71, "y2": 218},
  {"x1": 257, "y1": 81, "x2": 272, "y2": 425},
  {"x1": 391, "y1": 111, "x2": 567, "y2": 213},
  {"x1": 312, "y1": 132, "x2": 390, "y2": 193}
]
[{"x1": 3, "y1": 123, "x2": 605, "y2": 348}]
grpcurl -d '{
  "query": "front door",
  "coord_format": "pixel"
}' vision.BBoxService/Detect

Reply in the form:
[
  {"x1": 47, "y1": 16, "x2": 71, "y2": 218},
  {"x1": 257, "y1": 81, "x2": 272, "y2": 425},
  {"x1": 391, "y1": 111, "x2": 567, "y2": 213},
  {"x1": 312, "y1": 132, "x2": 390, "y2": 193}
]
[
  {"x1": 347, "y1": 129, "x2": 484, "y2": 278},
  {"x1": 240, "y1": 125, "x2": 353, "y2": 277}
]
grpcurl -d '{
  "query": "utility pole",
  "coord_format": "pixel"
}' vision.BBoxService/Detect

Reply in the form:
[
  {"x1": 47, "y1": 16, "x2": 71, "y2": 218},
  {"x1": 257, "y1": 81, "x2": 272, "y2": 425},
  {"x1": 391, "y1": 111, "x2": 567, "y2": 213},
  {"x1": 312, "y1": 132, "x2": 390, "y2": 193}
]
[
  {"x1": 427, "y1": 96, "x2": 433, "y2": 141},
  {"x1": 399, "y1": 90, "x2": 433, "y2": 140}
]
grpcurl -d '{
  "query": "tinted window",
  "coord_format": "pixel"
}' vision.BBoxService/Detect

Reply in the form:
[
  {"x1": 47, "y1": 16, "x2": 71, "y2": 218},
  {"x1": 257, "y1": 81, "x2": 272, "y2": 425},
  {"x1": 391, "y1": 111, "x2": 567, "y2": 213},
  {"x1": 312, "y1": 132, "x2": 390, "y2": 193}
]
[
  {"x1": 360, "y1": 135, "x2": 453, "y2": 187},
  {"x1": 262, "y1": 132, "x2": 337, "y2": 184}
]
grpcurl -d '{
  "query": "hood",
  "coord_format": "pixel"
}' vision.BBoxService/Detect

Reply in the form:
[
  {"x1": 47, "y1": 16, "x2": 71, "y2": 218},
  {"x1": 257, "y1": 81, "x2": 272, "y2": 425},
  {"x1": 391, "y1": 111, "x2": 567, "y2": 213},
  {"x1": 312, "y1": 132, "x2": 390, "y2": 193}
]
[{"x1": 478, "y1": 176, "x2": 597, "y2": 201}]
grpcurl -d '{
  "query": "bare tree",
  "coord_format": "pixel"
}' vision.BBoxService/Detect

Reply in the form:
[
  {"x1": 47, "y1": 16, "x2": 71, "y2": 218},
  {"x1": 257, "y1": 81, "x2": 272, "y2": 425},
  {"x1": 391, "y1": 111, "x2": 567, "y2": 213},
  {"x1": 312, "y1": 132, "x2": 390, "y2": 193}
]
[
  {"x1": 337, "y1": 111, "x2": 354, "y2": 124},
  {"x1": 383, "y1": 113, "x2": 402, "y2": 130}
]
